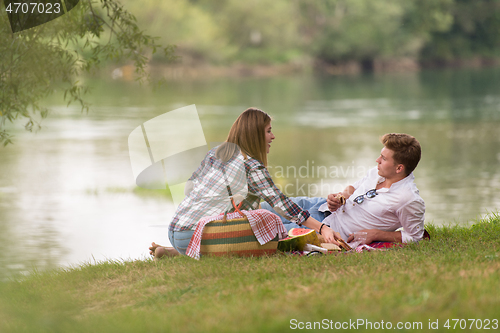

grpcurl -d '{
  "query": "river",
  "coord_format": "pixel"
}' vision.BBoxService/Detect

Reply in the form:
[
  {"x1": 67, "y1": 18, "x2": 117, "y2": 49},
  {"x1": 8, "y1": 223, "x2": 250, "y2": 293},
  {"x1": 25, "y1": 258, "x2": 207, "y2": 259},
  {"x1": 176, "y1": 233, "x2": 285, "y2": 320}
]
[{"x1": 1, "y1": 67, "x2": 500, "y2": 278}]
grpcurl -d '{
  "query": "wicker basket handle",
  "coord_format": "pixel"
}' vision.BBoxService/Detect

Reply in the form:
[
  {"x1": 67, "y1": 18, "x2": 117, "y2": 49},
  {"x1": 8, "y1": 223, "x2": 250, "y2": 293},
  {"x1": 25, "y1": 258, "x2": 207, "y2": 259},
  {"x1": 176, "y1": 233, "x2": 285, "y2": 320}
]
[
  {"x1": 222, "y1": 198, "x2": 245, "y2": 223},
  {"x1": 220, "y1": 161, "x2": 246, "y2": 223}
]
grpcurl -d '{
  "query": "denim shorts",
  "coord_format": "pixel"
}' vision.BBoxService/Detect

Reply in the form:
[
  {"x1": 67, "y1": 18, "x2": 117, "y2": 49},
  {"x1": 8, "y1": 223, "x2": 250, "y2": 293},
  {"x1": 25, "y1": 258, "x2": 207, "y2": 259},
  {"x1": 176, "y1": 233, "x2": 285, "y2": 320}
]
[{"x1": 168, "y1": 229, "x2": 195, "y2": 256}]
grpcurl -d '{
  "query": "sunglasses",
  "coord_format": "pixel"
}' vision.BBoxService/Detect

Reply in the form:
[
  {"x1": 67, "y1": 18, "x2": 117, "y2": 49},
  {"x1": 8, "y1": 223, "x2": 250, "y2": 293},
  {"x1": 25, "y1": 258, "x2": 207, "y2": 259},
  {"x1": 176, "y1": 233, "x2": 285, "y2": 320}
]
[{"x1": 353, "y1": 189, "x2": 377, "y2": 204}]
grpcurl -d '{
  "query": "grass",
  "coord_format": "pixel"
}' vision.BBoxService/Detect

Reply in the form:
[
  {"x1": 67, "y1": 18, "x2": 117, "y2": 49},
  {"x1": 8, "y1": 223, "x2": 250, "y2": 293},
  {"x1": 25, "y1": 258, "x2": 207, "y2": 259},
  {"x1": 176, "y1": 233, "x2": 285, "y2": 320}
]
[{"x1": 1, "y1": 215, "x2": 499, "y2": 333}]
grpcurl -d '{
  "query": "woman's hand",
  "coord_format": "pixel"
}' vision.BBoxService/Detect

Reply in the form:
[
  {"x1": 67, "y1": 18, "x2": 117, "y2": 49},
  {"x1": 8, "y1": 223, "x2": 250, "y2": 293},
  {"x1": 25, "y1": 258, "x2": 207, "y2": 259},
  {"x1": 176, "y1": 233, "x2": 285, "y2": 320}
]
[
  {"x1": 320, "y1": 225, "x2": 343, "y2": 246},
  {"x1": 302, "y1": 217, "x2": 344, "y2": 246}
]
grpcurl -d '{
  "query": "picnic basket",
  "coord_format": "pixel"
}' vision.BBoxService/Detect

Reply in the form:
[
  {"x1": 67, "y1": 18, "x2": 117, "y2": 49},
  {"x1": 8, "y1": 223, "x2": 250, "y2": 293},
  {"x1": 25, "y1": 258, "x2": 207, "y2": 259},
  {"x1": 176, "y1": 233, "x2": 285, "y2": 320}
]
[{"x1": 200, "y1": 199, "x2": 279, "y2": 257}]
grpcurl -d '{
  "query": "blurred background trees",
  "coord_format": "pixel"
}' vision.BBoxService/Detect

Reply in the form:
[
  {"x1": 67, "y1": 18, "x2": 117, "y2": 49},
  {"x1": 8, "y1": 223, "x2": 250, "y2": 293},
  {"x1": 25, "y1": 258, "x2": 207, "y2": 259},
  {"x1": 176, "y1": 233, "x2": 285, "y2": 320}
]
[
  {"x1": 2, "y1": 0, "x2": 500, "y2": 144},
  {"x1": 420, "y1": 0, "x2": 500, "y2": 64},
  {"x1": 120, "y1": 0, "x2": 500, "y2": 67}
]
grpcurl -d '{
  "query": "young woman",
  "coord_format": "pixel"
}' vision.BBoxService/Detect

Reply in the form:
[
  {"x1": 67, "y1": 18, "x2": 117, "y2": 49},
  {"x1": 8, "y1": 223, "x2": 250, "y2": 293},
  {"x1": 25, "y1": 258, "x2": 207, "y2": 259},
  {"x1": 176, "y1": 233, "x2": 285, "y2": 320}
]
[{"x1": 150, "y1": 108, "x2": 341, "y2": 258}]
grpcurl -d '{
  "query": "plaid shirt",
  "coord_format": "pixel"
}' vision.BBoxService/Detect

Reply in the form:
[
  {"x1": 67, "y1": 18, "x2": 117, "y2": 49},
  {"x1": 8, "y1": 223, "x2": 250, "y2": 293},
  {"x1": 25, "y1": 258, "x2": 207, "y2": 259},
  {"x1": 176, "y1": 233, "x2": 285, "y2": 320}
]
[{"x1": 169, "y1": 147, "x2": 310, "y2": 232}]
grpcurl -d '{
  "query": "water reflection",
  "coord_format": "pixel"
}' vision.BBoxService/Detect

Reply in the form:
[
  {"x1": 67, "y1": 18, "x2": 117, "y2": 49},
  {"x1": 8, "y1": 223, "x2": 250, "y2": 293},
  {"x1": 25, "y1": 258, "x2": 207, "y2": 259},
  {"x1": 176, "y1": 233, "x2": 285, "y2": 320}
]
[{"x1": 1, "y1": 67, "x2": 500, "y2": 276}]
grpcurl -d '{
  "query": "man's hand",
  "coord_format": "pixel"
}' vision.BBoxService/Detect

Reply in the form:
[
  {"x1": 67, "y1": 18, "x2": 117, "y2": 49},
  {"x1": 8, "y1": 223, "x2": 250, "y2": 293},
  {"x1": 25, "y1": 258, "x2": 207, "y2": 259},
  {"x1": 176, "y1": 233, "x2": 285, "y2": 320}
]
[
  {"x1": 326, "y1": 192, "x2": 344, "y2": 212},
  {"x1": 347, "y1": 229, "x2": 377, "y2": 244},
  {"x1": 327, "y1": 186, "x2": 355, "y2": 211}
]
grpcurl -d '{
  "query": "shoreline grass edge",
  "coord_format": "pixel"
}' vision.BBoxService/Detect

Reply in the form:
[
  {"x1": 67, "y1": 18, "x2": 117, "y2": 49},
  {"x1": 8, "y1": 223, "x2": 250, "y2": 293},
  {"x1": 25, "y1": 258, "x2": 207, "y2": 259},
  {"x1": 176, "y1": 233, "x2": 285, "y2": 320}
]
[{"x1": 1, "y1": 214, "x2": 499, "y2": 332}]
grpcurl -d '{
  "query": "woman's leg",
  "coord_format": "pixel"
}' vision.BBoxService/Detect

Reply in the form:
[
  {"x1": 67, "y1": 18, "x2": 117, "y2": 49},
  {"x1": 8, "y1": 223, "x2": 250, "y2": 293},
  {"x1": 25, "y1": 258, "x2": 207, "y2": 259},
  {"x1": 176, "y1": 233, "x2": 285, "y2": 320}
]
[
  {"x1": 149, "y1": 242, "x2": 180, "y2": 259},
  {"x1": 150, "y1": 229, "x2": 196, "y2": 259},
  {"x1": 168, "y1": 229, "x2": 195, "y2": 256}
]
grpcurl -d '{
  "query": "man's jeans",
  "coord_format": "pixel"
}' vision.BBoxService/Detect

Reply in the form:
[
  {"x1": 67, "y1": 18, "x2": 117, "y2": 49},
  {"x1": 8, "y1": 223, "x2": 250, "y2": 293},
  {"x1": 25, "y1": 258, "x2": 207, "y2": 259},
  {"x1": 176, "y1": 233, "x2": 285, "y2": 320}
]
[{"x1": 260, "y1": 196, "x2": 328, "y2": 232}]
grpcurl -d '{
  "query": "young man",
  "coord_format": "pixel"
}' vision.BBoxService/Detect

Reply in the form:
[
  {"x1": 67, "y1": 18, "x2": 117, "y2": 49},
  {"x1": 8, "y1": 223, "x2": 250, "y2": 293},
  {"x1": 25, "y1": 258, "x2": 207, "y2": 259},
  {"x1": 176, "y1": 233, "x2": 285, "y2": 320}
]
[{"x1": 262, "y1": 133, "x2": 426, "y2": 244}]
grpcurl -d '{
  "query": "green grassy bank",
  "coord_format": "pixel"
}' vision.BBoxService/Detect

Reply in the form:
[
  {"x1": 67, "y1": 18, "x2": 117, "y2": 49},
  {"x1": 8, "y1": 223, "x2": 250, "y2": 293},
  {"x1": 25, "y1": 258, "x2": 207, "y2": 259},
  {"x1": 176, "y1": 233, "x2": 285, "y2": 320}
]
[{"x1": 1, "y1": 216, "x2": 499, "y2": 333}]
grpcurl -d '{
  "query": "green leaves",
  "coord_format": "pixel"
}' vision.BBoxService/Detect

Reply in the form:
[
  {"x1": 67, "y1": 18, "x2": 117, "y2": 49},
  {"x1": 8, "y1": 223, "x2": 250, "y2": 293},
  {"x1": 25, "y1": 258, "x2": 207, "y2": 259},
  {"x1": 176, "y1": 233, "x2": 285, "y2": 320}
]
[{"x1": 0, "y1": 0, "x2": 175, "y2": 145}]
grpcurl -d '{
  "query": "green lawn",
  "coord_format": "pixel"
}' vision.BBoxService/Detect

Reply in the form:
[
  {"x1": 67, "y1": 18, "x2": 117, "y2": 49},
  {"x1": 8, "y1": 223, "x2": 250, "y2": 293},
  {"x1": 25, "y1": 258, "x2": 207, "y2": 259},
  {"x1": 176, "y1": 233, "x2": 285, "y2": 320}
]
[{"x1": 1, "y1": 215, "x2": 499, "y2": 333}]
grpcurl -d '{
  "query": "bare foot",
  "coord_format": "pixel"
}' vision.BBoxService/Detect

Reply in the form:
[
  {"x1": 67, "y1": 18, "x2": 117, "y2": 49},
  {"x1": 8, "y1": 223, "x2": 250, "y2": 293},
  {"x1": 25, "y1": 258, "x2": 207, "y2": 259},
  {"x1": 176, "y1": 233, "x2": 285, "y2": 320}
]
[
  {"x1": 149, "y1": 242, "x2": 180, "y2": 259},
  {"x1": 149, "y1": 242, "x2": 161, "y2": 256}
]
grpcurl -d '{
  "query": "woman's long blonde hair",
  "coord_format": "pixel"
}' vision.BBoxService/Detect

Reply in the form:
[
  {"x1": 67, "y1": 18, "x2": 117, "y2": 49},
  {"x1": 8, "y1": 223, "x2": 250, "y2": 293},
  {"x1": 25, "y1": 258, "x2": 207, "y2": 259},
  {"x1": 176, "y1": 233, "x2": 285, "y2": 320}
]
[{"x1": 216, "y1": 108, "x2": 272, "y2": 166}]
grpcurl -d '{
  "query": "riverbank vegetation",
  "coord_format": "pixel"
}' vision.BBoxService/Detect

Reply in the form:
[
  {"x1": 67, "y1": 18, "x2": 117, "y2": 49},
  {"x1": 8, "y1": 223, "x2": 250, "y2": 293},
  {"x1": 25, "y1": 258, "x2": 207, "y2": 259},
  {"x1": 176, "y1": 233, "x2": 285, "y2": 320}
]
[
  {"x1": 1, "y1": 214, "x2": 499, "y2": 332},
  {"x1": 0, "y1": 0, "x2": 175, "y2": 145}
]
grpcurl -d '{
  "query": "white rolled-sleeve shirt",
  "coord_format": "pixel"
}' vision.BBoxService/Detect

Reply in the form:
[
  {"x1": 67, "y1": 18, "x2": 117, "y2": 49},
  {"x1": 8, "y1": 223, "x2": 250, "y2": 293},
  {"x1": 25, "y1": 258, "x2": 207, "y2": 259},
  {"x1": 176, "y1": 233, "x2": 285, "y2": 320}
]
[{"x1": 321, "y1": 167, "x2": 425, "y2": 243}]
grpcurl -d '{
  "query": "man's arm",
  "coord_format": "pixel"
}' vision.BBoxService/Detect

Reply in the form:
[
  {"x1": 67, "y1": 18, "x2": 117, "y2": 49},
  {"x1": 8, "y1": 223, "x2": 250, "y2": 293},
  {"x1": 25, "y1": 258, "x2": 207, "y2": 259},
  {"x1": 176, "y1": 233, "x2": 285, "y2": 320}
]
[
  {"x1": 326, "y1": 185, "x2": 356, "y2": 211},
  {"x1": 347, "y1": 199, "x2": 425, "y2": 244},
  {"x1": 397, "y1": 199, "x2": 425, "y2": 243},
  {"x1": 347, "y1": 229, "x2": 402, "y2": 243},
  {"x1": 327, "y1": 168, "x2": 374, "y2": 211},
  {"x1": 341, "y1": 186, "x2": 356, "y2": 199}
]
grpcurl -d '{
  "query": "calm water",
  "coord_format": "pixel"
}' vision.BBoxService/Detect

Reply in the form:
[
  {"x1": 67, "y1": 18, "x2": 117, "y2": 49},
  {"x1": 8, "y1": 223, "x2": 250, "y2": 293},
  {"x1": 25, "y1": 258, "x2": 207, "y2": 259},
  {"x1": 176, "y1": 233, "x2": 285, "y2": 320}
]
[{"x1": 1, "y1": 68, "x2": 500, "y2": 277}]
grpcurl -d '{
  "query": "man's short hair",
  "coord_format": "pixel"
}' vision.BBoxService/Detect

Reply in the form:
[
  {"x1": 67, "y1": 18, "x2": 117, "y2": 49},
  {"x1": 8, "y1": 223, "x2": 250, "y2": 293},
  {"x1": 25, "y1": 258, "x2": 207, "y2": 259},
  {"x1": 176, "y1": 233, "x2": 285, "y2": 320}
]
[{"x1": 381, "y1": 133, "x2": 421, "y2": 175}]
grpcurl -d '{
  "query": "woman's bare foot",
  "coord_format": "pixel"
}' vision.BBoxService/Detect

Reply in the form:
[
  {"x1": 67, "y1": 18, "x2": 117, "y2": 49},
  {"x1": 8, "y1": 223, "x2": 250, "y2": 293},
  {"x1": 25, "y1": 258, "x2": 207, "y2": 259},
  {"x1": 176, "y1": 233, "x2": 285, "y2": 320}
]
[
  {"x1": 149, "y1": 242, "x2": 161, "y2": 256},
  {"x1": 149, "y1": 242, "x2": 180, "y2": 259}
]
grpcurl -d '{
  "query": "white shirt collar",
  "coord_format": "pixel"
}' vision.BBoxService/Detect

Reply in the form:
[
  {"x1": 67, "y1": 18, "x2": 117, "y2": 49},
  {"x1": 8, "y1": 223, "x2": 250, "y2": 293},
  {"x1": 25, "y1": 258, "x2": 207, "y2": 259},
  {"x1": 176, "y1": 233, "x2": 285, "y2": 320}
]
[{"x1": 378, "y1": 172, "x2": 414, "y2": 191}]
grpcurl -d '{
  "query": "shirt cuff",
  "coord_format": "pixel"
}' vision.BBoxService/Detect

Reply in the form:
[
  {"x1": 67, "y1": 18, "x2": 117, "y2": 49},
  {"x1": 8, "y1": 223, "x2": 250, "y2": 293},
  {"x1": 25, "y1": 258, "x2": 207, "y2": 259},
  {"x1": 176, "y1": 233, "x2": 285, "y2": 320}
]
[
  {"x1": 400, "y1": 228, "x2": 424, "y2": 243},
  {"x1": 294, "y1": 209, "x2": 311, "y2": 226}
]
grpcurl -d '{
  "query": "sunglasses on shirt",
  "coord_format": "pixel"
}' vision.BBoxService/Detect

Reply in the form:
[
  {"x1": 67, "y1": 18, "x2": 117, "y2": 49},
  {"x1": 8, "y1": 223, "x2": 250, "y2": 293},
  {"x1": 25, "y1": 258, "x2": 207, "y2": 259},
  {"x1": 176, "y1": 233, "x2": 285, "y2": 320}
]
[{"x1": 353, "y1": 189, "x2": 377, "y2": 204}]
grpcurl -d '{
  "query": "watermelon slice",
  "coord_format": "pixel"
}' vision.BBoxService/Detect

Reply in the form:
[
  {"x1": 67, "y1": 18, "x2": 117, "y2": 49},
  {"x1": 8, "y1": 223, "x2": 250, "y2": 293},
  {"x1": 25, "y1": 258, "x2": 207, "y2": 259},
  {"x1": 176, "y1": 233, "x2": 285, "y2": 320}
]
[
  {"x1": 277, "y1": 236, "x2": 300, "y2": 252},
  {"x1": 277, "y1": 228, "x2": 321, "y2": 252}
]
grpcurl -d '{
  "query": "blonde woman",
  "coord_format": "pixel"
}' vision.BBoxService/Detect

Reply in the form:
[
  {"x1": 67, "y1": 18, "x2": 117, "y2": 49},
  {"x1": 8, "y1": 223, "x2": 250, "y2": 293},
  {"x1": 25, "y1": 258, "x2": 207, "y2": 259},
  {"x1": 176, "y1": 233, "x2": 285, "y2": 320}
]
[{"x1": 150, "y1": 108, "x2": 342, "y2": 257}]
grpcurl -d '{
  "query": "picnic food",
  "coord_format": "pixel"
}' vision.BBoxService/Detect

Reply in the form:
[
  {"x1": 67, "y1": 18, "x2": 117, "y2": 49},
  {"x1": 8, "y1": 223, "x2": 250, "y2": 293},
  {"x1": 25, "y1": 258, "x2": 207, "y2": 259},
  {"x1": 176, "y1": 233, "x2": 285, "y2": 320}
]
[
  {"x1": 320, "y1": 243, "x2": 341, "y2": 251},
  {"x1": 278, "y1": 228, "x2": 352, "y2": 252},
  {"x1": 336, "y1": 194, "x2": 346, "y2": 205},
  {"x1": 336, "y1": 238, "x2": 352, "y2": 251},
  {"x1": 277, "y1": 228, "x2": 321, "y2": 252},
  {"x1": 288, "y1": 228, "x2": 319, "y2": 239}
]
